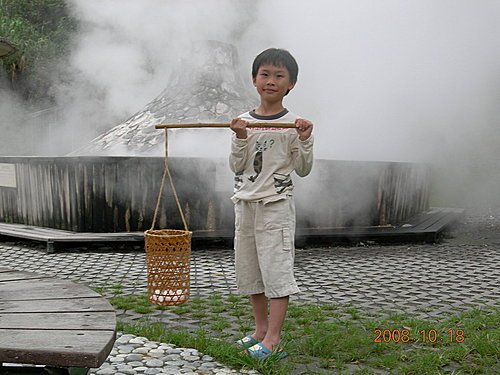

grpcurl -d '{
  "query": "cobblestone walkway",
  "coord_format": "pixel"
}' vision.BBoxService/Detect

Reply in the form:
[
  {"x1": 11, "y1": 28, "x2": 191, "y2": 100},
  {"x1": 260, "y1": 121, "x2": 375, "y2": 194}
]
[{"x1": 0, "y1": 236, "x2": 498, "y2": 321}]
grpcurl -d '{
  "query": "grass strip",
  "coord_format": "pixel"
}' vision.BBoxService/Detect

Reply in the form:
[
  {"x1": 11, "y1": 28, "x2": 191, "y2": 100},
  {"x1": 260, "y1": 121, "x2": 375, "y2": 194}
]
[{"x1": 109, "y1": 293, "x2": 499, "y2": 375}]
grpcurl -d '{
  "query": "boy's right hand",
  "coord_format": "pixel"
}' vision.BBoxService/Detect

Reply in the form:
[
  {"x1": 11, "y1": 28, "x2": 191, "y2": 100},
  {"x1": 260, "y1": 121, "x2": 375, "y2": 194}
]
[{"x1": 230, "y1": 118, "x2": 248, "y2": 139}]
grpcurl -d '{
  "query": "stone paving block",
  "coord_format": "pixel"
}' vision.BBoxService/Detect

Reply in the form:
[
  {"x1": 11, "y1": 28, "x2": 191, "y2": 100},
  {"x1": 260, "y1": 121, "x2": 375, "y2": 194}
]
[{"x1": 0, "y1": 240, "x2": 498, "y2": 321}]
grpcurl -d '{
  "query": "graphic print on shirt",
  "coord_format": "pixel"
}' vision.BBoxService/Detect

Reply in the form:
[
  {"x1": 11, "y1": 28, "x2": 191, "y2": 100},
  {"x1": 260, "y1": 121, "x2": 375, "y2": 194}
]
[
  {"x1": 248, "y1": 139, "x2": 274, "y2": 182},
  {"x1": 273, "y1": 173, "x2": 293, "y2": 194},
  {"x1": 234, "y1": 171, "x2": 243, "y2": 192}
]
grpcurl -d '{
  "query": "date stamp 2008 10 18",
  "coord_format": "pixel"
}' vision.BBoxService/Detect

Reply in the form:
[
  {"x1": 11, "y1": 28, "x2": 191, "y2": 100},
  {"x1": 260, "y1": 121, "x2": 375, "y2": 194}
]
[{"x1": 373, "y1": 329, "x2": 465, "y2": 343}]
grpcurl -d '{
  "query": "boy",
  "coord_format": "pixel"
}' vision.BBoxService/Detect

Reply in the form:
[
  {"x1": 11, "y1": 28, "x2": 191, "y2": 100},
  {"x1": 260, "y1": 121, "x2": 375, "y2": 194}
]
[{"x1": 229, "y1": 48, "x2": 314, "y2": 359}]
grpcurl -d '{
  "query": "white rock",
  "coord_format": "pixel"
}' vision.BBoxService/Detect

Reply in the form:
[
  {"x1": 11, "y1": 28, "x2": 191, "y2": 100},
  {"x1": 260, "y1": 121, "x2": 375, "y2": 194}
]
[
  {"x1": 130, "y1": 338, "x2": 146, "y2": 344},
  {"x1": 145, "y1": 359, "x2": 164, "y2": 367}
]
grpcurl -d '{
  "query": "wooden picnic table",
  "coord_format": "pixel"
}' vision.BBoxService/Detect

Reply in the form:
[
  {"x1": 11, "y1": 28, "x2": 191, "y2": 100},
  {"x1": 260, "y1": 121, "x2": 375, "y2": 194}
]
[{"x1": 0, "y1": 267, "x2": 116, "y2": 374}]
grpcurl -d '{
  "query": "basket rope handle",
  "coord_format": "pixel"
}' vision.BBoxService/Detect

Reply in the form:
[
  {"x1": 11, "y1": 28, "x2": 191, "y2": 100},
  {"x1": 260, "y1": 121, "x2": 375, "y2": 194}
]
[{"x1": 150, "y1": 128, "x2": 189, "y2": 231}]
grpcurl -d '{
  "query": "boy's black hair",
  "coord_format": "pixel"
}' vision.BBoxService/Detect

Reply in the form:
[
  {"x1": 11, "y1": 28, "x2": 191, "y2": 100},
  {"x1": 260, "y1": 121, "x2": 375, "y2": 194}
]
[{"x1": 252, "y1": 48, "x2": 299, "y2": 84}]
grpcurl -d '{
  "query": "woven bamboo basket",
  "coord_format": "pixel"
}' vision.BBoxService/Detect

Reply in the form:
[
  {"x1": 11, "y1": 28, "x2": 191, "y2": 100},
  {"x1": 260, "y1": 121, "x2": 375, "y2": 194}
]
[
  {"x1": 145, "y1": 128, "x2": 194, "y2": 306},
  {"x1": 145, "y1": 229, "x2": 192, "y2": 305}
]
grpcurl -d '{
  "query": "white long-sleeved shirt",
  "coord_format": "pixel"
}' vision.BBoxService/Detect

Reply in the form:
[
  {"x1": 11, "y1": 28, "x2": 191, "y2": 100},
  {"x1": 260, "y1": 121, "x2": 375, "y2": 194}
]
[{"x1": 229, "y1": 109, "x2": 314, "y2": 202}]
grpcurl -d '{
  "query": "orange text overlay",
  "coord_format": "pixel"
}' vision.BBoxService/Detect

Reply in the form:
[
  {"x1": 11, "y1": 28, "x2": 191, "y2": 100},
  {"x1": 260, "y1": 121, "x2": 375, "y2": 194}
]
[{"x1": 373, "y1": 329, "x2": 465, "y2": 343}]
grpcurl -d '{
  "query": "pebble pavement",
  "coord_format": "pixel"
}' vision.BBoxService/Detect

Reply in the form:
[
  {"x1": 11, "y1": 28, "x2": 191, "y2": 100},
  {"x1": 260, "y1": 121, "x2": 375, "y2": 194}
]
[{"x1": 91, "y1": 333, "x2": 258, "y2": 375}]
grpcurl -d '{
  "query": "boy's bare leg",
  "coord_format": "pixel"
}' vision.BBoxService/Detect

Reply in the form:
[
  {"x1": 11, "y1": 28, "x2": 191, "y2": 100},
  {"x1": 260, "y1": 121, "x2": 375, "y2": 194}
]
[
  {"x1": 250, "y1": 293, "x2": 268, "y2": 341},
  {"x1": 261, "y1": 296, "x2": 289, "y2": 351}
]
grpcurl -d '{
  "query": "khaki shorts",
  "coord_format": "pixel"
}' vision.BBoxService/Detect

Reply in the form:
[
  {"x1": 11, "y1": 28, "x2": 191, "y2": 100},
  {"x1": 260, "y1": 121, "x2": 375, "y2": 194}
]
[{"x1": 233, "y1": 196, "x2": 300, "y2": 298}]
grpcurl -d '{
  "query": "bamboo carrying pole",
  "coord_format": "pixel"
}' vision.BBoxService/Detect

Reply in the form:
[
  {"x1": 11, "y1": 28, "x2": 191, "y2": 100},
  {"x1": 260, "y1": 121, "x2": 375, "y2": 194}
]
[{"x1": 155, "y1": 122, "x2": 296, "y2": 129}]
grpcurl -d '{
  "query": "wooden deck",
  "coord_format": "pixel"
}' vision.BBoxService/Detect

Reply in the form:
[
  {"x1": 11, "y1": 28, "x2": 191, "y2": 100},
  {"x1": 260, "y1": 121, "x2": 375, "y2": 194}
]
[
  {"x1": 192, "y1": 207, "x2": 465, "y2": 247},
  {"x1": 0, "y1": 207, "x2": 463, "y2": 251},
  {"x1": 0, "y1": 224, "x2": 143, "y2": 253},
  {"x1": 295, "y1": 207, "x2": 465, "y2": 246}
]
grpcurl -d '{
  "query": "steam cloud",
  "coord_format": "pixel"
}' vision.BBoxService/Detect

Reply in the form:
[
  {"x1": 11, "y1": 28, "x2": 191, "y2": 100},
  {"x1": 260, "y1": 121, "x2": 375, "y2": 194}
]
[{"x1": 1, "y1": 0, "x2": 499, "y2": 206}]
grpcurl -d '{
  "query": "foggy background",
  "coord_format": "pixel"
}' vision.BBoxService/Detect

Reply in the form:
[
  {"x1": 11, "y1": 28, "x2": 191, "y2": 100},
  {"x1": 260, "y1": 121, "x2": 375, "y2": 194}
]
[{"x1": 1, "y1": 0, "x2": 499, "y2": 207}]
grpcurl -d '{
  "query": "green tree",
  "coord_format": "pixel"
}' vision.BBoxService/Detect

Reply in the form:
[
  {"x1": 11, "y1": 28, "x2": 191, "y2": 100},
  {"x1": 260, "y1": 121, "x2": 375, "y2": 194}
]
[{"x1": 0, "y1": 0, "x2": 77, "y2": 105}]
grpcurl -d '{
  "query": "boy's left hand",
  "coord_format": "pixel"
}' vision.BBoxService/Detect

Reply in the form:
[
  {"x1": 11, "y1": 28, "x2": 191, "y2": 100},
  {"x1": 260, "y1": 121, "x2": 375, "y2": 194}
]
[{"x1": 295, "y1": 118, "x2": 313, "y2": 141}]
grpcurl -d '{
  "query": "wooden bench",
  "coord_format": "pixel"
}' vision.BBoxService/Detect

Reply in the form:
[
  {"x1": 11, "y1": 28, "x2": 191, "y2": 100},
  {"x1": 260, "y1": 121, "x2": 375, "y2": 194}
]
[{"x1": 0, "y1": 267, "x2": 116, "y2": 375}]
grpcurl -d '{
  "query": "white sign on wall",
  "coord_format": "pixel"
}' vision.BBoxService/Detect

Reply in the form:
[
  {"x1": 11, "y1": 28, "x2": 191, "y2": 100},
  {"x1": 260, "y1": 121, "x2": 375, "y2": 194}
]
[{"x1": 0, "y1": 163, "x2": 17, "y2": 188}]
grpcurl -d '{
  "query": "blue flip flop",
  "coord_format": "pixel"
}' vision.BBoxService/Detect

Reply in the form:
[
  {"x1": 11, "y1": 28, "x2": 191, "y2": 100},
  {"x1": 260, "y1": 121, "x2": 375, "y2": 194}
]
[
  {"x1": 246, "y1": 342, "x2": 288, "y2": 360},
  {"x1": 235, "y1": 335, "x2": 259, "y2": 349}
]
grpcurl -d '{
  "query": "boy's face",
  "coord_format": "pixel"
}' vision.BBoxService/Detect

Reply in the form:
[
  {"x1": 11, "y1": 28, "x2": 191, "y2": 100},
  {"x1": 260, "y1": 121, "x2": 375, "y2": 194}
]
[{"x1": 253, "y1": 63, "x2": 295, "y2": 102}]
